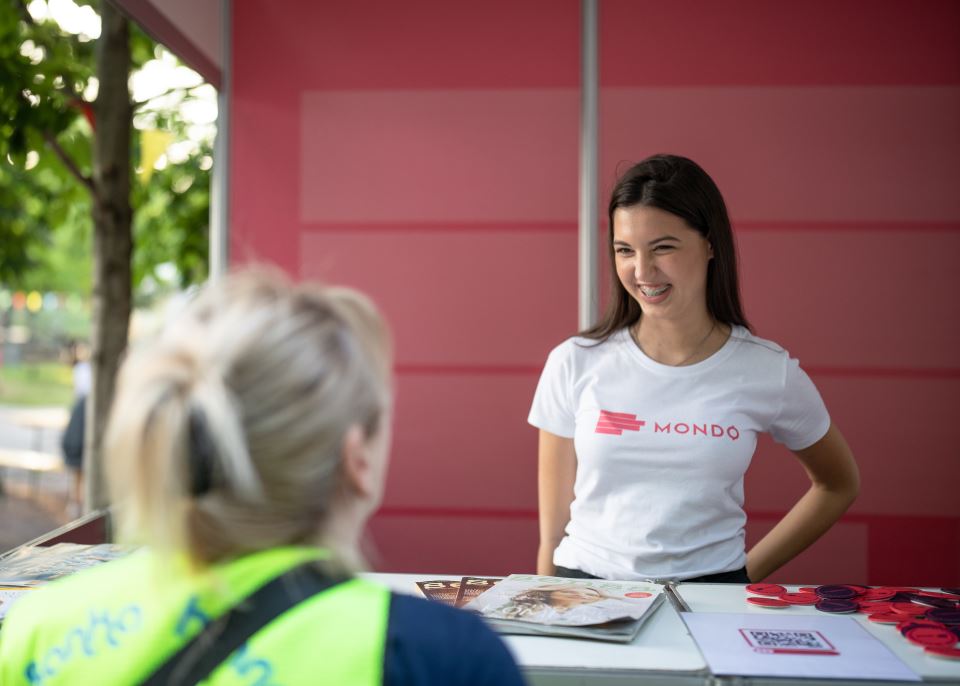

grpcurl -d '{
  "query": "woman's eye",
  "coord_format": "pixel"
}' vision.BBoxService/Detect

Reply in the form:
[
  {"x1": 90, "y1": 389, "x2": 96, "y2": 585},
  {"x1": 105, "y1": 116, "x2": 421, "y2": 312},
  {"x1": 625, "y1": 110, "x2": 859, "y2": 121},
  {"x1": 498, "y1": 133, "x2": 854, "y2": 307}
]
[
  {"x1": 615, "y1": 247, "x2": 633, "y2": 255},
  {"x1": 653, "y1": 245, "x2": 675, "y2": 253}
]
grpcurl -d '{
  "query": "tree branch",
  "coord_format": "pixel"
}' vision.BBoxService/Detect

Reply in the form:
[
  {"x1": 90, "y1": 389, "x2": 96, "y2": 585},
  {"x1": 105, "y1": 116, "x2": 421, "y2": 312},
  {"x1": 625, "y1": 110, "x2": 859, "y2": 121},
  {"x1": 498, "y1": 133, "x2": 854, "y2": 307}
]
[
  {"x1": 44, "y1": 131, "x2": 96, "y2": 194},
  {"x1": 132, "y1": 84, "x2": 207, "y2": 110}
]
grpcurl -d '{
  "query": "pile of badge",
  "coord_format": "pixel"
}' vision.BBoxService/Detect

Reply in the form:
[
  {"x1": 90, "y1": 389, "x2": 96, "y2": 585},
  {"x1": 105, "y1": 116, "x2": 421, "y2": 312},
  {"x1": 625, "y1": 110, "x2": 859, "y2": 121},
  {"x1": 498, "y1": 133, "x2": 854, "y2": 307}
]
[{"x1": 745, "y1": 583, "x2": 960, "y2": 660}]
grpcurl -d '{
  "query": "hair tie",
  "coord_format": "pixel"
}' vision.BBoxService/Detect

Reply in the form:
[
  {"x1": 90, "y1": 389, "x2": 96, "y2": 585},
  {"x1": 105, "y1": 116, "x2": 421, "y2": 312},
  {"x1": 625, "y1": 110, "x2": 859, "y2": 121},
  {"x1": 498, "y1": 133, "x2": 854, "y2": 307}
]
[{"x1": 188, "y1": 409, "x2": 217, "y2": 496}]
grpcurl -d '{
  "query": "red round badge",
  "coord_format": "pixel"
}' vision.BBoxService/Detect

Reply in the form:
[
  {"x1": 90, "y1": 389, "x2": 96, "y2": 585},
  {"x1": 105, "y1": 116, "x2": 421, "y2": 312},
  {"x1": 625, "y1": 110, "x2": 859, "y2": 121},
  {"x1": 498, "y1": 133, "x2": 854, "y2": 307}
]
[
  {"x1": 897, "y1": 619, "x2": 947, "y2": 632},
  {"x1": 918, "y1": 591, "x2": 960, "y2": 601},
  {"x1": 868, "y1": 613, "x2": 909, "y2": 624},
  {"x1": 905, "y1": 627, "x2": 958, "y2": 647},
  {"x1": 747, "y1": 583, "x2": 787, "y2": 597},
  {"x1": 843, "y1": 585, "x2": 869, "y2": 595},
  {"x1": 747, "y1": 596, "x2": 790, "y2": 609},
  {"x1": 779, "y1": 592, "x2": 818, "y2": 605},
  {"x1": 862, "y1": 588, "x2": 896, "y2": 601},
  {"x1": 858, "y1": 601, "x2": 892, "y2": 614},
  {"x1": 889, "y1": 602, "x2": 926, "y2": 616},
  {"x1": 924, "y1": 646, "x2": 960, "y2": 660}
]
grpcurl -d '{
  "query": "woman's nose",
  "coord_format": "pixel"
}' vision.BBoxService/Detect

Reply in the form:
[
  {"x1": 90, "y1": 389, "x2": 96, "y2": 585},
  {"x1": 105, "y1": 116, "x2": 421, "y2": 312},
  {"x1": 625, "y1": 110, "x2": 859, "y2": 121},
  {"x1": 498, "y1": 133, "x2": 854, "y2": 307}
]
[{"x1": 634, "y1": 253, "x2": 655, "y2": 281}]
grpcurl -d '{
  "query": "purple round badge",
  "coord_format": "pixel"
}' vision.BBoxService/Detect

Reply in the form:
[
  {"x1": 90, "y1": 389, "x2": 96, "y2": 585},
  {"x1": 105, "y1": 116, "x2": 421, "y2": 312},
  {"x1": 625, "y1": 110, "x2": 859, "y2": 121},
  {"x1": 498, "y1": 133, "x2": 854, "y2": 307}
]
[
  {"x1": 815, "y1": 585, "x2": 858, "y2": 600},
  {"x1": 890, "y1": 592, "x2": 917, "y2": 603},
  {"x1": 906, "y1": 594, "x2": 958, "y2": 610},
  {"x1": 816, "y1": 599, "x2": 859, "y2": 614},
  {"x1": 925, "y1": 609, "x2": 960, "y2": 625}
]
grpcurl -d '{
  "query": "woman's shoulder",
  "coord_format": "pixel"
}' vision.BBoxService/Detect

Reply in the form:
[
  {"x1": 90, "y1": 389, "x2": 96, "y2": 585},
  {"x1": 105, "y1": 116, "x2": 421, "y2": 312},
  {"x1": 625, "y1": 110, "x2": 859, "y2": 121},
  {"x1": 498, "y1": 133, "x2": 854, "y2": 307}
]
[
  {"x1": 384, "y1": 594, "x2": 524, "y2": 686},
  {"x1": 727, "y1": 326, "x2": 791, "y2": 362}
]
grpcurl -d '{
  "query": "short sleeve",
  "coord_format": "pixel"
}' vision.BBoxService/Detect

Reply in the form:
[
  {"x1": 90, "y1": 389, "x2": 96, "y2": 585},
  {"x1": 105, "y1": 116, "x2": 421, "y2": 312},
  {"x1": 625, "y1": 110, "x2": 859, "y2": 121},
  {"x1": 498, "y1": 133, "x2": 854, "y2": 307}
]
[
  {"x1": 768, "y1": 357, "x2": 831, "y2": 451},
  {"x1": 528, "y1": 343, "x2": 576, "y2": 438}
]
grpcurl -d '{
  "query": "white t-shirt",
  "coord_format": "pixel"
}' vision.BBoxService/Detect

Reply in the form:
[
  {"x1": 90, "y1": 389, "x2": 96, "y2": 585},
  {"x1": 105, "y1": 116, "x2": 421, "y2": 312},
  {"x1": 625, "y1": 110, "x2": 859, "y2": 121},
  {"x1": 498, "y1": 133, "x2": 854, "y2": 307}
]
[
  {"x1": 528, "y1": 326, "x2": 830, "y2": 581},
  {"x1": 72, "y1": 361, "x2": 91, "y2": 398}
]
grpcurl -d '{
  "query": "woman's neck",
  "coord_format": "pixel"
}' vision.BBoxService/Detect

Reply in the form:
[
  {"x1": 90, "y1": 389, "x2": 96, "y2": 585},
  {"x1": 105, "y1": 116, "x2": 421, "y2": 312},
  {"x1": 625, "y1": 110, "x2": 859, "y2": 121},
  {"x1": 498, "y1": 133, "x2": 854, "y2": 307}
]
[{"x1": 632, "y1": 314, "x2": 728, "y2": 367}]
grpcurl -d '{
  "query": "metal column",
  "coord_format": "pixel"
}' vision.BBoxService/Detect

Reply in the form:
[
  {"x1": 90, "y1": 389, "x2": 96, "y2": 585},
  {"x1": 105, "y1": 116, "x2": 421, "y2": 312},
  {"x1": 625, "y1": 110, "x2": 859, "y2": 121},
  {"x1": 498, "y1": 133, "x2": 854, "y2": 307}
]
[{"x1": 579, "y1": 0, "x2": 599, "y2": 330}]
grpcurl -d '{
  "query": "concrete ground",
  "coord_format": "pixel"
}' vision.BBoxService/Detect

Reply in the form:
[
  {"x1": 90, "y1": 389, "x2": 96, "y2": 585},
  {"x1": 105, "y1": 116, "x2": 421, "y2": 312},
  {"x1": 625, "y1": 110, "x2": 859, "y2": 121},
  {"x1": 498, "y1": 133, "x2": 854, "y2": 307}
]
[{"x1": 0, "y1": 489, "x2": 63, "y2": 552}]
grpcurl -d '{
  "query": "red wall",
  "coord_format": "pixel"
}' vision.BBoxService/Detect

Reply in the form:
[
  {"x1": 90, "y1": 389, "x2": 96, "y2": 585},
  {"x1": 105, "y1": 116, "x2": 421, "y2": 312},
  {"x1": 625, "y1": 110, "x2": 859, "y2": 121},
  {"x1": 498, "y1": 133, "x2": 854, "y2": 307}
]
[{"x1": 231, "y1": 1, "x2": 960, "y2": 583}]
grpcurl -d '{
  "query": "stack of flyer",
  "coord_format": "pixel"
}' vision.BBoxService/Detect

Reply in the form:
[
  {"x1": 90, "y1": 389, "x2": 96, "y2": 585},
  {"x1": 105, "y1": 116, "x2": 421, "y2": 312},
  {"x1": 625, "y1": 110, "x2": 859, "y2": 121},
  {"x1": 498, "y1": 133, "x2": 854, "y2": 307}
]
[{"x1": 417, "y1": 574, "x2": 665, "y2": 643}]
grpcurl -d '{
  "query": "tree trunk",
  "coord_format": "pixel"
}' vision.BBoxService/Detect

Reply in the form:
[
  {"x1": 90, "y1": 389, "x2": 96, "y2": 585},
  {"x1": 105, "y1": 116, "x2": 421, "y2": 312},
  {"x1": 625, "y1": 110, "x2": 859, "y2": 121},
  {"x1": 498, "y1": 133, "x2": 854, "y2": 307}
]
[{"x1": 84, "y1": 1, "x2": 132, "y2": 512}]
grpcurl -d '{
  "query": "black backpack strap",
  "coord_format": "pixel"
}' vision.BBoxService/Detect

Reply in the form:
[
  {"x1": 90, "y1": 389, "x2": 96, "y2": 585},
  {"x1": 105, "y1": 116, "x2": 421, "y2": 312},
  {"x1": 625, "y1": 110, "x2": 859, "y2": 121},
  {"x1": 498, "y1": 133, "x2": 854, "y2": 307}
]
[{"x1": 141, "y1": 560, "x2": 346, "y2": 686}]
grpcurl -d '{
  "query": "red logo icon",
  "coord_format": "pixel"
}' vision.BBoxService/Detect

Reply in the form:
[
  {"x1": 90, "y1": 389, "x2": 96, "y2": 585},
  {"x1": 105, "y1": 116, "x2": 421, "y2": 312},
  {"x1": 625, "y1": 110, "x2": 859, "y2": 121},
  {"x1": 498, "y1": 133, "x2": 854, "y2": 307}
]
[{"x1": 595, "y1": 410, "x2": 645, "y2": 435}]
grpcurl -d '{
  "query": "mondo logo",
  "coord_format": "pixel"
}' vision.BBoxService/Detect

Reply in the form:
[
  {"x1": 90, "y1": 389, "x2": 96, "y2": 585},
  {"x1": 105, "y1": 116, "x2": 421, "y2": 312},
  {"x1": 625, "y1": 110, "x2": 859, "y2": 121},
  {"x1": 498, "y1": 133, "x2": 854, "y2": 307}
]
[
  {"x1": 595, "y1": 410, "x2": 741, "y2": 441},
  {"x1": 594, "y1": 410, "x2": 645, "y2": 435}
]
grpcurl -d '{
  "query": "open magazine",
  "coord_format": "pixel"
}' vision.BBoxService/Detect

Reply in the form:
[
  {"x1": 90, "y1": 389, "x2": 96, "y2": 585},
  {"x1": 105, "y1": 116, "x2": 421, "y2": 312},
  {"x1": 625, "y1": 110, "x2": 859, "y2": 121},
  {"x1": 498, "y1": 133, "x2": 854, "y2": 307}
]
[
  {"x1": 0, "y1": 543, "x2": 131, "y2": 588},
  {"x1": 463, "y1": 574, "x2": 665, "y2": 643}
]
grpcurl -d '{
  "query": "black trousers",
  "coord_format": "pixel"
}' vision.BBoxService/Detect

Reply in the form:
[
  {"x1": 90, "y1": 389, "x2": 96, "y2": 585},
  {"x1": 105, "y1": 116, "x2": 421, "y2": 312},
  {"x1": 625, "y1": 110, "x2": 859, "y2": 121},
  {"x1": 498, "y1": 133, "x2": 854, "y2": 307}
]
[{"x1": 555, "y1": 565, "x2": 750, "y2": 583}]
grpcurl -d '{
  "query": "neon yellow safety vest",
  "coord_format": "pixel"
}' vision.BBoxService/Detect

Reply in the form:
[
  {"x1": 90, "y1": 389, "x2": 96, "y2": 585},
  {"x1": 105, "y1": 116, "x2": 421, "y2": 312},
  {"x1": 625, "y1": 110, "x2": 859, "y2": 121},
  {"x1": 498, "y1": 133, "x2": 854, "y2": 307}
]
[{"x1": 0, "y1": 547, "x2": 390, "y2": 686}]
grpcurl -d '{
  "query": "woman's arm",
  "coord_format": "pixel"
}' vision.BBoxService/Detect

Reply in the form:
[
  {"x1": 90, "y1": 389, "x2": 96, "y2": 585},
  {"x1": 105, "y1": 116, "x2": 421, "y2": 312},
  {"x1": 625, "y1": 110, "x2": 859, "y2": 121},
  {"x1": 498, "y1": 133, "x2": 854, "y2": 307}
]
[
  {"x1": 746, "y1": 422, "x2": 860, "y2": 582},
  {"x1": 537, "y1": 430, "x2": 577, "y2": 575}
]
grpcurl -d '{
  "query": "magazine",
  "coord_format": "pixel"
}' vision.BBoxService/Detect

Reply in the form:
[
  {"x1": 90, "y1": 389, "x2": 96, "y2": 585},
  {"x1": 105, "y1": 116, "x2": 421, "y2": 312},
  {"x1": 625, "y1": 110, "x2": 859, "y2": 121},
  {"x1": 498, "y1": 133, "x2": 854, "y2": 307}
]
[
  {"x1": 454, "y1": 577, "x2": 501, "y2": 608},
  {"x1": 415, "y1": 579, "x2": 461, "y2": 605},
  {"x1": 0, "y1": 543, "x2": 132, "y2": 587},
  {"x1": 464, "y1": 574, "x2": 665, "y2": 643}
]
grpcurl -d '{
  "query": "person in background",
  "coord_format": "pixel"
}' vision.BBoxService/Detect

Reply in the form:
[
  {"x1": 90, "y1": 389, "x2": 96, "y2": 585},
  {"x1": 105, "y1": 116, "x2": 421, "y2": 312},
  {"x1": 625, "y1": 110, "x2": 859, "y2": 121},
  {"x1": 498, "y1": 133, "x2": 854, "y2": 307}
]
[
  {"x1": 532, "y1": 154, "x2": 860, "y2": 584},
  {"x1": 61, "y1": 341, "x2": 90, "y2": 517},
  {"x1": 2, "y1": 270, "x2": 525, "y2": 686}
]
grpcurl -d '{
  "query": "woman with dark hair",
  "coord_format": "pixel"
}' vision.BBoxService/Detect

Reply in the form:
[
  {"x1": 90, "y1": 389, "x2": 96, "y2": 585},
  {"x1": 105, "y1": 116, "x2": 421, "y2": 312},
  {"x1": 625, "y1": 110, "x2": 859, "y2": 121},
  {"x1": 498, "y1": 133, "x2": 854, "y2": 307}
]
[{"x1": 530, "y1": 154, "x2": 859, "y2": 583}]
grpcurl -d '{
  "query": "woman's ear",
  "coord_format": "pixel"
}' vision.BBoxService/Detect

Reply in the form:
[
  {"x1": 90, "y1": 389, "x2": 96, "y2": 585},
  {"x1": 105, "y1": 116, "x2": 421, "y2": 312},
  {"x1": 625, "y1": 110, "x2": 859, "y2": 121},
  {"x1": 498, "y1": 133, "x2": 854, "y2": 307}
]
[{"x1": 340, "y1": 424, "x2": 375, "y2": 498}]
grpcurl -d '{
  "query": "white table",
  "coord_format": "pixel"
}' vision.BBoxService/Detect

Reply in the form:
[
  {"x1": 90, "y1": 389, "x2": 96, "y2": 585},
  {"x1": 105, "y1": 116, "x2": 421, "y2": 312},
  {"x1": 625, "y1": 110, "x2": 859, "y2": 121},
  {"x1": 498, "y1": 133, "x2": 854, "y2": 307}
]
[
  {"x1": 366, "y1": 573, "x2": 708, "y2": 685},
  {"x1": 674, "y1": 583, "x2": 960, "y2": 685}
]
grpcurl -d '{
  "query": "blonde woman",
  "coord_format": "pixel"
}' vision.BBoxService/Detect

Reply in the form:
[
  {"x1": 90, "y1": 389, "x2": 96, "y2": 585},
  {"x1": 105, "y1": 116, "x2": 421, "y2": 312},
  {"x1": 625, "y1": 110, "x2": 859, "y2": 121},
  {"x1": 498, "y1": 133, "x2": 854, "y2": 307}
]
[{"x1": 0, "y1": 271, "x2": 524, "y2": 686}]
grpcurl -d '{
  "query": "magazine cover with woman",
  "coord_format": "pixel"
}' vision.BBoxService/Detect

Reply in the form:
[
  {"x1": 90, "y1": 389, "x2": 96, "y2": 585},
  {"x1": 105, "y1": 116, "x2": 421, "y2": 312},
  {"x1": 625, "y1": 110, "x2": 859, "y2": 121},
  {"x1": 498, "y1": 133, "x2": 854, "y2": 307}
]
[{"x1": 463, "y1": 574, "x2": 665, "y2": 642}]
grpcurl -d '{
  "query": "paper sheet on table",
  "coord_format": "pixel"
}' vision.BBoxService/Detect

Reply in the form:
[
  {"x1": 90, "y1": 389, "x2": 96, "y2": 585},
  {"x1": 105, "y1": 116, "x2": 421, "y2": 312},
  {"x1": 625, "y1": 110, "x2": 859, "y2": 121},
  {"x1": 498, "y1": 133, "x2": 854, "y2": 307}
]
[
  {"x1": 682, "y1": 612, "x2": 920, "y2": 682},
  {"x1": 0, "y1": 588, "x2": 33, "y2": 621}
]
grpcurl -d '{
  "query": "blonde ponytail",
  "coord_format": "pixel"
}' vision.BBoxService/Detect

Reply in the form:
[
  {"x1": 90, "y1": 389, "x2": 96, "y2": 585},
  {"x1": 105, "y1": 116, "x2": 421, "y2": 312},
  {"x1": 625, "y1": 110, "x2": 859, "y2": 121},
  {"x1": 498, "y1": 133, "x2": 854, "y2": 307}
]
[{"x1": 105, "y1": 270, "x2": 391, "y2": 566}]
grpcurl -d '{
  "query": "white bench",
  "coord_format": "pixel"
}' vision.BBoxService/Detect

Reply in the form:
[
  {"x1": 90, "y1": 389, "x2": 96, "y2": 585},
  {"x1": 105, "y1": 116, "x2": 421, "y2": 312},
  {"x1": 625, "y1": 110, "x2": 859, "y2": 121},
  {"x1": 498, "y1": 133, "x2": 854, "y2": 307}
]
[{"x1": 0, "y1": 449, "x2": 65, "y2": 495}]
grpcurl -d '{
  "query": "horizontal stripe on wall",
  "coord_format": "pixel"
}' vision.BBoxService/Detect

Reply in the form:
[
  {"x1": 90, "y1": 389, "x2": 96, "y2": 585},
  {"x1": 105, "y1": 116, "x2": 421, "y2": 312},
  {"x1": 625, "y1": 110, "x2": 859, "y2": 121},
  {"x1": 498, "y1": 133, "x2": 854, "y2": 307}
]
[
  {"x1": 376, "y1": 507, "x2": 958, "y2": 529},
  {"x1": 395, "y1": 364, "x2": 541, "y2": 376},
  {"x1": 303, "y1": 221, "x2": 578, "y2": 233},
  {"x1": 734, "y1": 220, "x2": 960, "y2": 232},
  {"x1": 302, "y1": 219, "x2": 960, "y2": 234},
  {"x1": 601, "y1": 87, "x2": 960, "y2": 223},
  {"x1": 392, "y1": 364, "x2": 960, "y2": 380},
  {"x1": 601, "y1": 0, "x2": 960, "y2": 87},
  {"x1": 240, "y1": 0, "x2": 580, "y2": 91},
  {"x1": 379, "y1": 506, "x2": 537, "y2": 519},
  {"x1": 301, "y1": 89, "x2": 579, "y2": 224},
  {"x1": 300, "y1": 231, "x2": 577, "y2": 367}
]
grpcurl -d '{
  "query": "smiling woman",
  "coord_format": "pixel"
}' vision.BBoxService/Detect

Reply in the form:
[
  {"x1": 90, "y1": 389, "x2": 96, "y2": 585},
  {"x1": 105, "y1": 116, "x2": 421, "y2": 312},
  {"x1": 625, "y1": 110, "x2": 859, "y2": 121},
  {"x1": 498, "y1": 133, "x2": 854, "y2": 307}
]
[{"x1": 530, "y1": 154, "x2": 860, "y2": 585}]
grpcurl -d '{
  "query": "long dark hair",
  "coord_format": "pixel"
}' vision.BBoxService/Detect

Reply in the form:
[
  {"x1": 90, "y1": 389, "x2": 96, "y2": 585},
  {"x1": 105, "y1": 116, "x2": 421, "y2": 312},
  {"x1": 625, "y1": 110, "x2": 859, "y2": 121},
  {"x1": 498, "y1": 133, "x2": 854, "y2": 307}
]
[{"x1": 580, "y1": 154, "x2": 751, "y2": 340}]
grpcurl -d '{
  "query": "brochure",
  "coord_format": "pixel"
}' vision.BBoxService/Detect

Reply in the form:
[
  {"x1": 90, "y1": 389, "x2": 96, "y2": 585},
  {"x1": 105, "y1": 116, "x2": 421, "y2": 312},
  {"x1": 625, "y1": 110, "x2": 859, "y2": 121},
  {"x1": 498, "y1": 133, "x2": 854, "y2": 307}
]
[
  {"x1": 682, "y1": 612, "x2": 920, "y2": 682},
  {"x1": 464, "y1": 574, "x2": 665, "y2": 643}
]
